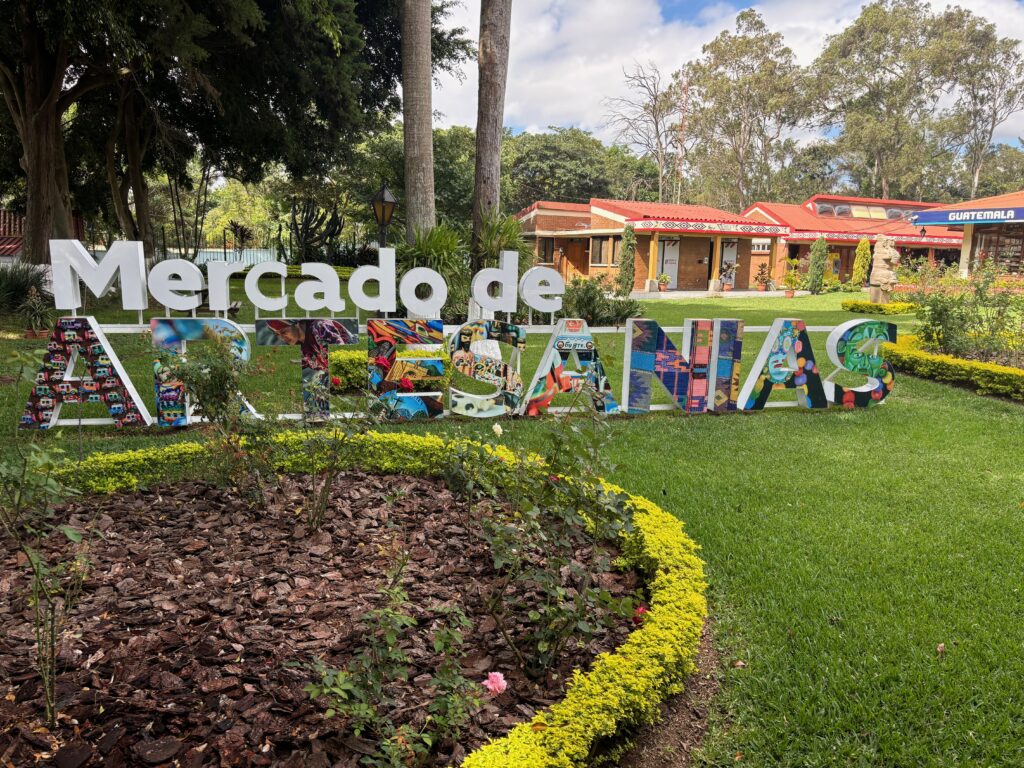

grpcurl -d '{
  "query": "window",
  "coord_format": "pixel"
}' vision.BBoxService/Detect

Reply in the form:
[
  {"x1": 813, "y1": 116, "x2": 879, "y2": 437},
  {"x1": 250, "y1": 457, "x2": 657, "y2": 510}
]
[
  {"x1": 590, "y1": 236, "x2": 608, "y2": 266},
  {"x1": 815, "y1": 203, "x2": 835, "y2": 216},
  {"x1": 886, "y1": 208, "x2": 905, "y2": 220},
  {"x1": 538, "y1": 237, "x2": 555, "y2": 264},
  {"x1": 833, "y1": 204, "x2": 852, "y2": 217},
  {"x1": 752, "y1": 238, "x2": 771, "y2": 253},
  {"x1": 611, "y1": 236, "x2": 622, "y2": 265}
]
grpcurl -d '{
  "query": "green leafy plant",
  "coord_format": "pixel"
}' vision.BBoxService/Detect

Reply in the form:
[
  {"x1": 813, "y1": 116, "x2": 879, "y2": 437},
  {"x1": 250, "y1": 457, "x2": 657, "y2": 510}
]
[
  {"x1": 559, "y1": 275, "x2": 641, "y2": 325},
  {"x1": 657, "y1": 273, "x2": 671, "y2": 285},
  {"x1": 18, "y1": 286, "x2": 54, "y2": 333},
  {"x1": 0, "y1": 351, "x2": 86, "y2": 727},
  {"x1": 0, "y1": 262, "x2": 48, "y2": 313},
  {"x1": 754, "y1": 262, "x2": 772, "y2": 288},
  {"x1": 443, "y1": 390, "x2": 636, "y2": 678},
  {"x1": 614, "y1": 224, "x2": 637, "y2": 296},
  {"x1": 782, "y1": 257, "x2": 804, "y2": 291},
  {"x1": 397, "y1": 224, "x2": 470, "y2": 321},
  {"x1": 159, "y1": 332, "x2": 274, "y2": 507},
  {"x1": 806, "y1": 236, "x2": 827, "y2": 295},
  {"x1": 852, "y1": 237, "x2": 871, "y2": 285},
  {"x1": 307, "y1": 557, "x2": 479, "y2": 766}
]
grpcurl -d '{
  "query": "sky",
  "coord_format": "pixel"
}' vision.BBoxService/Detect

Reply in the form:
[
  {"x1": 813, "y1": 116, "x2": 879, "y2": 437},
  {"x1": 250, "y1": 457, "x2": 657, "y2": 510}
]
[{"x1": 432, "y1": 0, "x2": 1024, "y2": 144}]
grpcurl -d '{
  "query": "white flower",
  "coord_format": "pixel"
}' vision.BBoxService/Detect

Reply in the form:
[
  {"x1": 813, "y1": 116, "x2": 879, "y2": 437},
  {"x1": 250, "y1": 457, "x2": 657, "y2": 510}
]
[{"x1": 491, "y1": 423, "x2": 503, "y2": 438}]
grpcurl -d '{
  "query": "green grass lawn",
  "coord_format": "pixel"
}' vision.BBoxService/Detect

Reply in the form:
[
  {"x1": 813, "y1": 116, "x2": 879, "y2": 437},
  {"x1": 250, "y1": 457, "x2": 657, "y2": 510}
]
[{"x1": 3, "y1": 293, "x2": 1022, "y2": 765}]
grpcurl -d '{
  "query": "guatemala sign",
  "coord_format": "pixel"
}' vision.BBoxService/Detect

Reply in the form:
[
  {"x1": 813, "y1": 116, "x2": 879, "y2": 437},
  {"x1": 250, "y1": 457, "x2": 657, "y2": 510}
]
[
  {"x1": 19, "y1": 240, "x2": 897, "y2": 430},
  {"x1": 913, "y1": 207, "x2": 1024, "y2": 226}
]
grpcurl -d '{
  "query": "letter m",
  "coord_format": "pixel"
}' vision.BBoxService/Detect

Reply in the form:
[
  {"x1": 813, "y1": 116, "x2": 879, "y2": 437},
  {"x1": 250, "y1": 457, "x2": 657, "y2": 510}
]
[{"x1": 50, "y1": 240, "x2": 148, "y2": 311}]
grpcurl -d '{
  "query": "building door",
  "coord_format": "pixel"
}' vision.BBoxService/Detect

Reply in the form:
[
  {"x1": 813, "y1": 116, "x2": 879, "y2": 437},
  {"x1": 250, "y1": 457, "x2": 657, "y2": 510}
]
[
  {"x1": 721, "y1": 240, "x2": 738, "y2": 286},
  {"x1": 565, "y1": 240, "x2": 586, "y2": 279},
  {"x1": 658, "y1": 239, "x2": 679, "y2": 289}
]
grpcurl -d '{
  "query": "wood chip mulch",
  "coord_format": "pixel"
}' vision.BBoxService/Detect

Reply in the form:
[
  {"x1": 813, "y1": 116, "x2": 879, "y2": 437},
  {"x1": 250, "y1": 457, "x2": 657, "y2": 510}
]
[{"x1": 0, "y1": 472, "x2": 639, "y2": 767}]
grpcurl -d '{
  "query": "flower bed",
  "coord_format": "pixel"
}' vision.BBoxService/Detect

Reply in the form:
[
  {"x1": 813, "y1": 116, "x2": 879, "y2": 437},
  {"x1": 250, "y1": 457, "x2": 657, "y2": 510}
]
[
  {"x1": 883, "y1": 336, "x2": 1024, "y2": 401},
  {"x1": 40, "y1": 432, "x2": 706, "y2": 766},
  {"x1": 841, "y1": 299, "x2": 916, "y2": 315}
]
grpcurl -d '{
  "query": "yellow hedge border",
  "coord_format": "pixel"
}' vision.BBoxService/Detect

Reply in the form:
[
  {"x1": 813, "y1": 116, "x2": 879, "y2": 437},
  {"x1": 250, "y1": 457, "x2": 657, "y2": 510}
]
[
  {"x1": 58, "y1": 431, "x2": 707, "y2": 766},
  {"x1": 841, "y1": 299, "x2": 916, "y2": 315},
  {"x1": 883, "y1": 336, "x2": 1024, "y2": 401}
]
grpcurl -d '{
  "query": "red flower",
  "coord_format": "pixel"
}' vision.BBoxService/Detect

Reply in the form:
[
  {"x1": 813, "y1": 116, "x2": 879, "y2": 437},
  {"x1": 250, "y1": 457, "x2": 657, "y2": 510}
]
[
  {"x1": 632, "y1": 605, "x2": 648, "y2": 626},
  {"x1": 331, "y1": 376, "x2": 341, "y2": 387},
  {"x1": 374, "y1": 355, "x2": 392, "y2": 370},
  {"x1": 398, "y1": 377, "x2": 414, "y2": 392}
]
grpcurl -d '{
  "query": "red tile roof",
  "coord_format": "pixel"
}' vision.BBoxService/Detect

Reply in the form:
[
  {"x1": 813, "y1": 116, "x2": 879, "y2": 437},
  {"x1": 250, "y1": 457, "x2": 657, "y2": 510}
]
[
  {"x1": 924, "y1": 190, "x2": 1024, "y2": 211},
  {"x1": 743, "y1": 201, "x2": 961, "y2": 246},
  {"x1": 590, "y1": 198, "x2": 754, "y2": 226}
]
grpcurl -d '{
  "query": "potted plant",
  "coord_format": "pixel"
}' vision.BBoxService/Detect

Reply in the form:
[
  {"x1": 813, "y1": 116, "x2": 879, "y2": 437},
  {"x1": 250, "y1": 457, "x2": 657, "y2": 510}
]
[
  {"x1": 720, "y1": 263, "x2": 736, "y2": 291},
  {"x1": 754, "y1": 263, "x2": 772, "y2": 292},
  {"x1": 782, "y1": 258, "x2": 803, "y2": 298},
  {"x1": 657, "y1": 273, "x2": 671, "y2": 292},
  {"x1": 19, "y1": 286, "x2": 54, "y2": 339}
]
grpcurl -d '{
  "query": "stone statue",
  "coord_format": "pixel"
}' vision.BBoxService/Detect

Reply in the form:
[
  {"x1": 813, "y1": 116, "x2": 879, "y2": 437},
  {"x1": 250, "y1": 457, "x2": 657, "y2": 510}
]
[{"x1": 869, "y1": 235, "x2": 900, "y2": 303}]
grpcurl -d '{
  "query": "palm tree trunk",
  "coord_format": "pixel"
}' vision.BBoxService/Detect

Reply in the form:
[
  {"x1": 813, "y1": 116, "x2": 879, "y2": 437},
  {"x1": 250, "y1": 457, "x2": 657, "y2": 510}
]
[
  {"x1": 471, "y1": 0, "x2": 512, "y2": 266},
  {"x1": 401, "y1": 0, "x2": 436, "y2": 242}
]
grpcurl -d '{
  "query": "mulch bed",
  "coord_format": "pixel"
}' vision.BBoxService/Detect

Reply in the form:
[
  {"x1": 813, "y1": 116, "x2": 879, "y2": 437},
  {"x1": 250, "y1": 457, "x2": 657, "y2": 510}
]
[{"x1": 0, "y1": 472, "x2": 639, "y2": 767}]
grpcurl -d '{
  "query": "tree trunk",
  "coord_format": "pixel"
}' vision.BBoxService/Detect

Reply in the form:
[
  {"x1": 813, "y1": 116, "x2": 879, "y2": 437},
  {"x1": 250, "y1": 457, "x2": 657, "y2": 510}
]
[
  {"x1": 123, "y1": 93, "x2": 154, "y2": 258},
  {"x1": 401, "y1": 0, "x2": 436, "y2": 242},
  {"x1": 6, "y1": 19, "x2": 74, "y2": 264},
  {"x1": 471, "y1": 0, "x2": 512, "y2": 265}
]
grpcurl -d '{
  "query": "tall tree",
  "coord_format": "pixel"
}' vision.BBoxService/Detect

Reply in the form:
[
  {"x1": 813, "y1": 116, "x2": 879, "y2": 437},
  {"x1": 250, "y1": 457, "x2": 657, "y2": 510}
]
[
  {"x1": 503, "y1": 127, "x2": 612, "y2": 213},
  {"x1": 0, "y1": 2, "x2": 135, "y2": 262},
  {"x1": 941, "y1": 10, "x2": 1024, "y2": 199},
  {"x1": 604, "y1": 63, "x2": 680, "y2": 202},
  {"x1": 813, "y1": 0, "x2": 953, "y2": 199},
  {"x1": 471, "y1": 0, "x2": 512, "y2": 263},
  {"x1": 402, "y1": 0, "x2": 436, "y2": 240},
  {"x1": 683, "y1": 10, "x2": 804, "y2": 210}
]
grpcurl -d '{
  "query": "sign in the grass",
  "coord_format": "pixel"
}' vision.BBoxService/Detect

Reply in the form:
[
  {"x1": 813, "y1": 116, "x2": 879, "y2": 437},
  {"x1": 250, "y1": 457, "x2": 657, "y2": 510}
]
[{"x1": 19, "y1": 241, "x2": 898, "y2": 429}]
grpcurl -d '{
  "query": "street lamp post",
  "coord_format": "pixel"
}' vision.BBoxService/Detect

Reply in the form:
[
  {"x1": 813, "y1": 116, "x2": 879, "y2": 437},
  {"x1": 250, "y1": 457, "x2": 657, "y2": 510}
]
[{"x1": 370, "y1": 183, "x2": 397, "y2": 247}]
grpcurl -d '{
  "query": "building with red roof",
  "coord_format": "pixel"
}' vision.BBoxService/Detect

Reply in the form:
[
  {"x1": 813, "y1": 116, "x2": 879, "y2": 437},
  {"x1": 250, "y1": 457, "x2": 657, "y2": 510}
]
[
  {"x1": 910, "y1": 190, "x2": 1024, "y2": 276},
  {"x1": 742, "y1": 195, "x2": 963, "y2": 282},
  {"x1": 515, "y1": 198, "x2": 788, "y2": 291}
]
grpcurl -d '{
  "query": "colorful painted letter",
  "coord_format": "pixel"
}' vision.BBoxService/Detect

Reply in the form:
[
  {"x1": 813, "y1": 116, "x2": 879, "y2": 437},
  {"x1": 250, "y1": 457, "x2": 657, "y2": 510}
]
[
  {"x1": 623, "y1": 318, "x2": 745, "y2": 414},
  {"x1": 21, "y1": 316, "x2": 152, "y2": 429},
  {"x1": 152, "y1": 318, "x2": 256, "y2": 427},
  {"x1": 367, "y1": 319, "x2": 446, "y2": 421},
  {"x1": 448, "y1": 320, "x2": 527, "y2": 418},
  {"x1": 255, "y1": 318, "x2": 359, "y2": 420},
  {"x1": 824, "y1": 319, "x2": 897, "y2": 407},
  {"x1": 521, "y1": 318, "x2": 618, "y2": 416},
  {"x1": 738, "y1": 318, "x2": 827, "y2": 410}
]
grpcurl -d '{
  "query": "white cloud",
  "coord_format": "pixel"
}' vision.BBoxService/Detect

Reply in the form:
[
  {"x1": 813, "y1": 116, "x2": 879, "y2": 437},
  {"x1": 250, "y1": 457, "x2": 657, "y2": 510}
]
[{"x1": 433, "y1": 0, "x2": 1024, "y2": 145}]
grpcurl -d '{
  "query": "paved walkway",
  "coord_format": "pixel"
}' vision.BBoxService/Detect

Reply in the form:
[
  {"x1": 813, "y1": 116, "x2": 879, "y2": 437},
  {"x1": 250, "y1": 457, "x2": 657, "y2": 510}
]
[{"x1": 630, "y1": 289, "x2": 809, "y2": 300}]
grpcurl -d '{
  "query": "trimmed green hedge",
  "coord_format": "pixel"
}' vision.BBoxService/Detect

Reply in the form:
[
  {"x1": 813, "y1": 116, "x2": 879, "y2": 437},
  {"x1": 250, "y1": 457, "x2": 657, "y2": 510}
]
[
  {"x1": 842, "y1": 299, "x2": 916, "y2": 315},
  {"x1": 58, "y1": 432, "x2": 706, "y2": 766},
  {"x1": 883, "y1": 337, "x2": 1024, "y2": 401}
]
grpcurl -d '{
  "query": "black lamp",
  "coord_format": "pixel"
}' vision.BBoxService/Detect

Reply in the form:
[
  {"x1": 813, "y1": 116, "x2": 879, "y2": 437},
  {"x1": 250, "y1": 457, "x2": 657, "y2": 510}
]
[{"x1": 371, "y1": 182, "x2": 397, "y2": 247}]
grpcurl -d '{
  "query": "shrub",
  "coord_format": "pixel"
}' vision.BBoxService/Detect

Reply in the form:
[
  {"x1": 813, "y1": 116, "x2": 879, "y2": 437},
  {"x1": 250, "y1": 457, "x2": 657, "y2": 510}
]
[
  {"x1": 852, "y1": 237, "x2": 871, "y2": 286},
  {"x1": 0, "y1": 261, "x2": 48, "y2": 314},
  {"x1": 397, "y1": 224, "x2": 470, "y2": 321},
  {"x1": 782, "y1": 257, "x2": 804, "y2": 291},
  {"x1": 842, "y1": 300, "x2": 917, "y2": 315},
  {"x1": 559, "y1": 275, "x2": 641, "y2": 326},
  {"x1": 883, "y1": 336, "x2": 1024, "y2": 401},
  {"x1": 907, "y1": 264, "x2": 1024, "y2": 367},
  {"x1": 614, "y1": 225, "x2": 637, "y2": 297},
  {"x1": 806, "y1": 236, "x2": 827, "y2": 295}
]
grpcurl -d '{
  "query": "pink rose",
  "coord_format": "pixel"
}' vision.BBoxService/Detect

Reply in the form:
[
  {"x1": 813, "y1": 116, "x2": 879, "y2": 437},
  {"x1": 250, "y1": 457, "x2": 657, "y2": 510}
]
[
  {"x1": 632, "y1": 605, "x2": 648, "y2": 626},
  {"x1": 482, "y1": 671, "x2": 507, "y2": 696}
]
